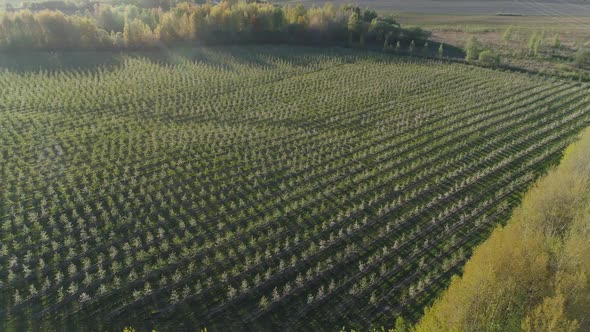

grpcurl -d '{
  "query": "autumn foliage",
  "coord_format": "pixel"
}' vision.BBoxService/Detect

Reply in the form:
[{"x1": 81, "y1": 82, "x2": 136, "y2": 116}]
[{"x1": 0, "y1": 1, "x2": 430, "y2": 50}]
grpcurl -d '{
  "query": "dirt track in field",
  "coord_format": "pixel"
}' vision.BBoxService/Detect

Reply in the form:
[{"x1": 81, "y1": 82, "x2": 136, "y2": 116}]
[{"x1": 278, "y1": 0, "x2": 590, "y2": 16}]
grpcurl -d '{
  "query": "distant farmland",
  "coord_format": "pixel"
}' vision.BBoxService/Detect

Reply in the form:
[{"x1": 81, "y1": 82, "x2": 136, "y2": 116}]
[
  {"x1": 276, "y1": 0, "x2": 590, "y2": 16},
  {"x1": 1, "y1": 46, "x2": 589, "y2": 330}
]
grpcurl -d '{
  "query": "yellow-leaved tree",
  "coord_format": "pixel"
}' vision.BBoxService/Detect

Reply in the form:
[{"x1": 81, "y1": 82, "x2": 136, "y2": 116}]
[{"x1": 416, "y1": 127, "x2": 590, "y2": 332}]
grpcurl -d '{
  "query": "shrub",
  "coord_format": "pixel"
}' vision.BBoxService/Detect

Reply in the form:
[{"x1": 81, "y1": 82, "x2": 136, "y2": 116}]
[
  {"x1": 502, "y1": 26, "x2": 514, "y2": 42},
  {"x1": 552, "y1": 34, "x2": 560, "y2": 49},
  {"x1": 478, "y1": 50, "x2": 500, "y2": 67},
  {"x1": 464, "y1": 36, "x2": 482, "y2": 61},
  {"x1": 574, "y1": 48, "x2": 590, "y2": 68}
]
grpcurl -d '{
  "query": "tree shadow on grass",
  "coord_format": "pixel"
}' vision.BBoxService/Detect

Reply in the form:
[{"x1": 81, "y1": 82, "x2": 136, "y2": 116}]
[{"x1": 0, "y1": 45, "x2": 360, "y2": 73}]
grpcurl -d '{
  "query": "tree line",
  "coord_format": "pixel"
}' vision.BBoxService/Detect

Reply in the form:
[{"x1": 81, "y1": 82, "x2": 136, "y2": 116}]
[
  {"x1": 0, "y1": 1, "x2": 431, "y2": 50},
  {"x1": 415, "y1": 127, "x2": 590, "y2": 331}
]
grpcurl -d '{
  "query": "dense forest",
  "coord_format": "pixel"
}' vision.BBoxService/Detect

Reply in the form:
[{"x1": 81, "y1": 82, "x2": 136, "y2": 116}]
[
  {"x1": 0, "y1": 1, "x2": 430, "y2": 50},
  {"x1": 416, "y1": 128, "x2": 590, "y2": 331}
]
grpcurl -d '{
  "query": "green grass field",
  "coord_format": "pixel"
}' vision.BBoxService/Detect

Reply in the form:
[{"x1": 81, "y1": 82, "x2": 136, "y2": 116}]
[
  {"x1": 1, "y1": 46, "x2": 590, "y2": 330},
  {"x1": 392, "y1": 13, "x2": 590, "y2": 81}
]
